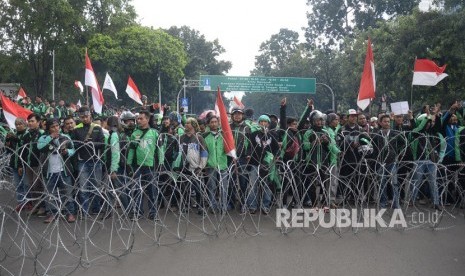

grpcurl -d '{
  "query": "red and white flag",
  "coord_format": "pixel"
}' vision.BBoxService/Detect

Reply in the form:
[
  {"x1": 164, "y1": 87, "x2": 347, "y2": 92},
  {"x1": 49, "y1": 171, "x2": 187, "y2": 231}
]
[
  {"x1": 125, "y1": 76, "x2": 143, "y2": 105},
  {"x1": 232, "y1": 95, "x2": 244, "y2": 109},
  {"x1": 412, "y1": 59, "x2": 448, "y2": 86},
  {"x1": 16, "y1": 87, "x2": 27, "y2": 101},
  {"x1": 357, "y1": 38, "x2": 376, "y2": 111},
  {"x1": 85, "y1": 51, "x2": 104, "y2": 114},
  {"x1": 74, "y1": 80, "x2": 84, "y2": 94},
  {"x1": 1, "y1": 94, "x2": 32, "y2": 129},
  {"x1": 103, "y1": 72, "x2": 118, "y2": 99},
  {"x1": 216, "y1": 87, "x2": 237, "y2": 159}
]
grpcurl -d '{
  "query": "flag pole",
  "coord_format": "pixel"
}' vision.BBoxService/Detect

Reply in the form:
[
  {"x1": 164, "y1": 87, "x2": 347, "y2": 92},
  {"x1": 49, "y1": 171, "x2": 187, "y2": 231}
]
[
  {"x1": 86, "y1": 86, "x2": 89, "y2": 106},
  {"x1": 85, "y1": 47, "x2": 89, "y2": 107},
  {"x1": 410, "y1": 85, "x2": 413, "y2": 110},
  {"x1": 411, "y1": 56, "x2": 416, "y2": 110}
]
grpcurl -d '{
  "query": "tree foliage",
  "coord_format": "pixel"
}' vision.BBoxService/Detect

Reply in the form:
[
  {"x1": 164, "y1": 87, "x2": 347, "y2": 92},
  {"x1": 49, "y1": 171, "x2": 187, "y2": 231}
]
[
  {"x1": 166, "y1": 26, "x2": 232, "y2": 113},
  {"x1": 0, "y1": 1, "x2": 230, "y2": 110},
  {"x1": 305, "y1": 0, "x2": 420, "y2": 49},
  {"x1": 87, "y1": 26, "x2": 187, "y2": 106},
  {"x1": 250, "y1": 6, "x2": 465, "y2": 116}
]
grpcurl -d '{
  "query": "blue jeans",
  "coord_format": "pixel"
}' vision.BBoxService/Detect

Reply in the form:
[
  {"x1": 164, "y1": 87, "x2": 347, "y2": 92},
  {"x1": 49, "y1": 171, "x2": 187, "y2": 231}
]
[
  {"x1": 248, "y1": 165, "x2": 271, "y2": 211},
  {"x1": 234, "y1": 159, "x2": 255, "y2": 211},
  {"x1": 12, "y1": 167, "x2": 29, "y2": 205},
  {"x1": 206, "y1": 168, "x2": 229, "y2": 211},
  {"x1": 45, "y1": 171, "x2": 76, "y2": 215},
  {"x1": 410, "y1": 160, "x2": 439, "y2": 205},
  {"x1": 378, "y1": 163, "x2": 400, "y2": 208},
  {"x1": 133, "y1": 166, "x2": 158, "y2": 216},
  {"x1": 77, "y1": 160, "x2": 103, "y2": 214},
  {"x1": 113, "y1": 166, "x2": 130, "y2": 212}
]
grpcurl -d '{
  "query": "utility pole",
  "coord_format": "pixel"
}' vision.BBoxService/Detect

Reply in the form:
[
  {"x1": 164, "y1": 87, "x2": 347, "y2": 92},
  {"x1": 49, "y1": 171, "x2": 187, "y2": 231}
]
[
  {"x1": 177, "y1": 78, "x2": 200, "y2": 113},
  {"x1": 51, "y1": 50, "x2": 55, "y2": 100},
  {"x1": 158, "y1": 72, "x2": 161, "y2": 107},
  {"x1": 316, "y1": 82, "x2": 335, "y2": 112}
]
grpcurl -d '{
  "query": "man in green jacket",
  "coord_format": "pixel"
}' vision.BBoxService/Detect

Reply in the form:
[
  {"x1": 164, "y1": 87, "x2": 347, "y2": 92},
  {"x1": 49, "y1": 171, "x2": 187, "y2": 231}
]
[
  {"x1": 127, "y1": 110, "x2": 159, "y2": 220},
  {"x1": 324, "y1": 113, "x2": 342, "y2": 208},
  {"x1": 203, "y1": 115, "x2": 229, "y2": 214}
]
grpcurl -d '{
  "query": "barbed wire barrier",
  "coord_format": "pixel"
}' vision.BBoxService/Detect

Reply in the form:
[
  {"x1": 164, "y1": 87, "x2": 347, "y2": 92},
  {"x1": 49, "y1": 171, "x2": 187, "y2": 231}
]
[{"x1": 0, "y1": 130, "x2": 464, "y2": 275}]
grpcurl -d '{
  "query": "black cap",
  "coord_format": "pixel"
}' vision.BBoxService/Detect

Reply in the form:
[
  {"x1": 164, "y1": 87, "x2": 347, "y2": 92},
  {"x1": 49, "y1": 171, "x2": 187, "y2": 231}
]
[
  {"x1": 231, "y1": 107, "x2": 244, "y2": 114},
  {"x1": 78, "y1": 106, "x2": 91, "y2": 116}
]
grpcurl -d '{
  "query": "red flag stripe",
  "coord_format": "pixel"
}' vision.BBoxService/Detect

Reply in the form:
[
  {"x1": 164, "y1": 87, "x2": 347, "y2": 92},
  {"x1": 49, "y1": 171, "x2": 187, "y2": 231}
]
[
  {"x1": 84, "y1": 51, "x2": 104, "y2": 113},
  {"x1": 216, "y1": 87, "x2": 237, "y2": 159},
  {"x1": 414, "y1": 59, "x2": 446, "y2": 74},
  {"x1": 1, "y1": 94, "x2": 32, "y2": 129},
  {"x1": 357, "y1": 38, "x2": 376, "y2": 110}
]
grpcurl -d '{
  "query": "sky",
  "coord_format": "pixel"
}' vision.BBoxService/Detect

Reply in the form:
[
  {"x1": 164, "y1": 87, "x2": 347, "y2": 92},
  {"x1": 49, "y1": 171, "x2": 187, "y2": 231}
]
[{"x1": 132, "y1": 0, "x2": 309, "y2": 76}]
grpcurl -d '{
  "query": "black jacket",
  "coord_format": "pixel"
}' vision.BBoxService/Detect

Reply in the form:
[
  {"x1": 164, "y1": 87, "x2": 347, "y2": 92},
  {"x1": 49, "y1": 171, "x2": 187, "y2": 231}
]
[{"x1": 71, "y1": 122, "x2": 105, "y2": 161}]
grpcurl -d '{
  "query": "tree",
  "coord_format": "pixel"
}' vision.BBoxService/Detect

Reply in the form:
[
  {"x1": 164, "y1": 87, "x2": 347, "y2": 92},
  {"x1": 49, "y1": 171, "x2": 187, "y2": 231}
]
[
  {"x1": 0, "y1": 0, "x2": 79, "y2": 97},
  {"x1": 166, "y1": 26, "x2": 232, "y2": 113},
  {"x1": 87, "y1": 26, "x2": 188, "y2": 107},
  {"x1": 86, "y1": 0, "x2": 137, "y2": 34},
  {"x1": 305, "y1": 0, "x2": 420, "y2": 49},
  {"x1": 0, "y1": 0, "x2": 138, "y2": 100}
]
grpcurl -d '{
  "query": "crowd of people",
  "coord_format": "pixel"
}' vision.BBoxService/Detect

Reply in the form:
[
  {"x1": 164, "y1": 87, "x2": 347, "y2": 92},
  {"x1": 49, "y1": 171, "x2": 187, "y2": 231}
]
[{"x1": 1, "y1": 94, "x2": 465, "y2": 224}]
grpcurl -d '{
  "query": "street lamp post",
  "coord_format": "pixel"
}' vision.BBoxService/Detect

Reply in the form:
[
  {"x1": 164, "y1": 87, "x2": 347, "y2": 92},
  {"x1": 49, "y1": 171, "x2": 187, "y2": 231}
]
[
  {"x1": 177, "y1": 78, "x2": 201, "y2": 113},
  {"x1": 158, "y1": 73, "x2": 161, "y2": 106},
  {"x1": 316, "y1": 82, "x2": 335, "y2": 112}
]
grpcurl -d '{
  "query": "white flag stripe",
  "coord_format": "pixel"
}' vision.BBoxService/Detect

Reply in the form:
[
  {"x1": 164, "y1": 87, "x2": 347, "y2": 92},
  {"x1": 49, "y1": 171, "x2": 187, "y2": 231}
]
[
  {"x1": 356, "y1": 98, "x2": 371, "y2": 111},
  {"x1": 75, "y1": 80, "x2": 84, "y2": 93},
  {"x1": 103, "y1": 73, "x2": 118, "y2": 99},
  {"x1": 126, "y1": 85, "x2": 143, "y2": 105},
  {"x1": 85, "y1": 69, "x2": 99, "y2": 89},
  {"x1": 3, "y1": 110, "x2": 17, "y2": 129},
  {"x1": 90, "y1": 88, "x2": 103, "y2": 113},
  {"x1": 412, "y1": 72, "x2": 448, "y2": 86}
]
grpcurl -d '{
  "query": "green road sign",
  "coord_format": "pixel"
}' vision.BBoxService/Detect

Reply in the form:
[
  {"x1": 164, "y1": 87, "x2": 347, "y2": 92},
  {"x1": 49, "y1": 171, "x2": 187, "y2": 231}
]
[{"x1": 200, "y1": 75, "x2": 316, "y2": 94}]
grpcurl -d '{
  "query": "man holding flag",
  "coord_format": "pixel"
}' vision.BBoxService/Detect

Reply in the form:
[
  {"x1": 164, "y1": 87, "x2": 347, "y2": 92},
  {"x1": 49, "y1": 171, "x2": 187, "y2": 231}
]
[{"x1": 203, "y1": 115, "x2": 230, "y2": 214}]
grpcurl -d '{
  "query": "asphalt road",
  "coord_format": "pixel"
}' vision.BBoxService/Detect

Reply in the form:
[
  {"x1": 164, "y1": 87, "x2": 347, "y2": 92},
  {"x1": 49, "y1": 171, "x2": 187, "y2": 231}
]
[{"x1": 1, "y1": 185, "x2": 465, "y2": 276}]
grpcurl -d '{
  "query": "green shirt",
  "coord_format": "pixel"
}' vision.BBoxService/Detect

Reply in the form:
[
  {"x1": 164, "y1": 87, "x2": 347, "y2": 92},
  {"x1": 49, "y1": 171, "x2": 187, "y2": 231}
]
[
  {"x1": 127, "y1": 128, "x2": 159, "y2": 167},
  {"x1": 203, "y1": 130, "x2": 228, "y2": 170}
]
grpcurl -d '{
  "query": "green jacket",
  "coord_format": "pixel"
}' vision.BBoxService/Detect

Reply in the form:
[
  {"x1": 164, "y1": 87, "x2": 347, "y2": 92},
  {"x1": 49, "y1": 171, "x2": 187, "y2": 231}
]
[
  {"x1": 323, "y1": 125, "x2": 341, "y2": 166},
  {"x1": 0, "y1": 125, "x2": 8, "y2": 137},
  {"x1": 104, "y1": 131, "x2": 120, "y2": 173},
  {"x1": 203, "y1": 130, "x2": 228, "y2": 170},
  {"x1": 33, "y1": 103, "x2": 47, "y2": 115},
  {"x1": 127, "y1": 128, "x2": 159, "y2": 167},
  {"x1": 455, "y1": 126, "x2": 465, "y2": 162},
  {"x1": 37, "y1": 133, "x2": 75, "y2": 178}
]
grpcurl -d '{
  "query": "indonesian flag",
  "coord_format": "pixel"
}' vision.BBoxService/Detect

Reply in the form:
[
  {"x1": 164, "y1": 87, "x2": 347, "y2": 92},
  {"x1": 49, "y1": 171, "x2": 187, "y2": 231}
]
[
  {"x1": 216, "y1": 87, "x2": 237, "y2": 159},
  {"x1": 85, "y1": 51, "x2": 104, "y2": 114},
  {"x1": 125, "y1": 76, "x2": 143, "y2": 105},
  {"x1": 357, "y1": 38, "x2": 376, "y2": 111},
  {"x1": 16, "y1": 87, "x2": 27, "y2": 101},
  {"x1": 233, "y1": 95, "x2": 244, "y2": 109},
  {"x1": 412, "y1": 59, "x2": 448, "y2": 86},
  {"x1": 1, "y1": 94, "x2": 32, "y2": 129},
  {"x1": 74, "y1": 80, "x2": 84, "y2": 94},
  {"x1": 103, "y1": 72, "x2": 118, "y2": 99}
]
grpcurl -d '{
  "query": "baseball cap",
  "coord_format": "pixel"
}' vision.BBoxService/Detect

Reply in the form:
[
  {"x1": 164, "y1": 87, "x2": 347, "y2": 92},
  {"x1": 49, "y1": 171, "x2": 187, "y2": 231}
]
[{"x1": 347, "y1": 109, "x2": 358, "y2": 115}]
